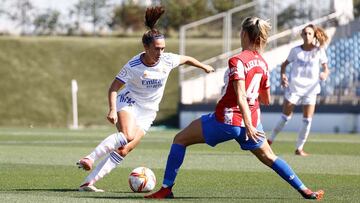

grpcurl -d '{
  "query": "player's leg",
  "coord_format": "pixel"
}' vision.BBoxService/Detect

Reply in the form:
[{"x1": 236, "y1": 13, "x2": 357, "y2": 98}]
[
  {"x1": 79, "y1": 109, "x2": 143, "y2": 191},
  {"x1": 162, "y1": 118, "x2": 205, "y2": 186},
  {"x1": 268, "y1": 99, "x2": 294, "y2": 144},
  {"x1": 145, "y1": 118, "x2": 206, "y2": 198},
  {"x1": 295, "y1": 103, "x2": 315, "y2": 156},
  {"x1": 251, "y1": 142, "x2": 324, "y2": 200},
  {"x1": 79, "y1": 128, "x2": 145, "y2": 192},
  {"x1": 146, "y1": 113, "x2": 239, "y2": 199},
  {"x1": 77, "y1": 110, "x2": 133, "y2": 171}
]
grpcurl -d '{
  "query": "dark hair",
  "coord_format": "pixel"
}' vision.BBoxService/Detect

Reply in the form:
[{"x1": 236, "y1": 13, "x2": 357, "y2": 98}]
[
  {"x1": 302, "y1": 24, "x2": 329, "y2": 47},
  {"x1": 142, "y1": 6, "x2": 165, "y2": 45},
  {"x1": 241, "y1": 17, "x2": 271, "y2": 51}
]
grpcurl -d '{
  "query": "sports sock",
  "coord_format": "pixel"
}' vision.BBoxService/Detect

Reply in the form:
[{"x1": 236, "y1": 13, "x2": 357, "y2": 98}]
[
  {"x1": 82, "y1": 151, "x2": 123, "y2": 186},
  {"x1": 162, "y1": 144, "x2": 186, "y2": 188},
  {"x1": 296, "y1": 117, "x2": 312, "y2": 150},
  {"x1": 87, "y1": 132, "x2": 127, "y2": 161},
  {"x1": 271, "y1": 157, "x2": 306, "y2": 190},
  {"x1": 269, "y1": 114, "x2": 291, "y2": 141}
]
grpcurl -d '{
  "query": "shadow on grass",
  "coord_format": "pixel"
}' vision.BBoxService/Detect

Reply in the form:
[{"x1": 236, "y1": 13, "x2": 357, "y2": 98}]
[
  {"x1": 6, "y1": 188, "x2": 140, "y2": 194},
  {"x1": 5, "y1": 189, "x2": 298, "y2": 201},
  {"x1": 8, "y1": 188, "x2": 78, "y2": 192},
  {"x1": 80, "y1": 195, "x2": 295, "y2": 201}
]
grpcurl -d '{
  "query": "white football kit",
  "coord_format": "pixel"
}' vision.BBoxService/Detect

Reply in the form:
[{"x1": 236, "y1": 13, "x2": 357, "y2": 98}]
[
  {"x1": 285, "y1": 46, "x2": 328, "y2": 105},
  {"x1": 115, "y1": 52, "x2": 181, "y2": 131}
]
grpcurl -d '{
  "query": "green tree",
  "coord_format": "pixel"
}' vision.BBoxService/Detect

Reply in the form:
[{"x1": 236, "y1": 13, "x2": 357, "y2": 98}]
[
  {"x1": 33, "y1": 9, "x2": 61, "y2": 35},
  {"x1": 72, "y1": 0, "x2": 111, "y2": 35},
  {"x1": 160, "y1": 0, "x2": 212, "y2": 31},
  {"x1": 2, "y1": 0, "x2": 35, "y2": 35},
  {"x1": 109, "y1": 1, "x2": 145, "y2": 33},
  {"x1": 354, "y1": 0, "x2": 360, "y2": 17}
]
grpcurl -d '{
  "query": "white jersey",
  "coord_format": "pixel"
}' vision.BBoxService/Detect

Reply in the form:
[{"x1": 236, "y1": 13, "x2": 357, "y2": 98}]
[
  {"x1": 286, "y1": 45, "x2": 328, "y2": 96},
  {"x1": 115, "y1": 52, "x2": 181, "y2": 111}
]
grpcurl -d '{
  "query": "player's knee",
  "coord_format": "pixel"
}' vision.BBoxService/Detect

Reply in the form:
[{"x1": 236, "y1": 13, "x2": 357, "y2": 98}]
[
  {"x1": 116, "y1": 146, "x2": 130, "y2": 157},
  {"x1": 122, "y1": 132, "x2": 135, "y2": 142},
  {"x1": 281, "y1": 113, "x2": 292, "y2": 121},
  {"x1": 256, "y1": 148, "x2": 277, "y2": 167},
  {"x1": 173, "y1": 132, "x2": 188, "y2": 146},
  {"x1": 302, "y1": 117, "x2": 312, "y2": 124}
]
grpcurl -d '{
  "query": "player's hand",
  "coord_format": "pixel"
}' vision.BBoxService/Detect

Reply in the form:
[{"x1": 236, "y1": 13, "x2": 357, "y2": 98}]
[
  {"x1": 107, "y1": 109, "x2": 118, "y2": 124},
  {"x1": 203, "y1": 65, "x2": 215, "y2": 73},
  {"x1": 319, "y1": 71, "x2": 328, "y2": 81},
  {"x1": 281, "y1": 74, "x2": 288, "y2": 88},
  {"x1": 245, "y1": 125, "x2": 265, "y2": 143}
]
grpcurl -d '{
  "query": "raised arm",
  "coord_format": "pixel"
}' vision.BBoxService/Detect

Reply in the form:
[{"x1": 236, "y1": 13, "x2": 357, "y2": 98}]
[{"x1": 179, "y1": 55, "x2": 214, "y2": 73}]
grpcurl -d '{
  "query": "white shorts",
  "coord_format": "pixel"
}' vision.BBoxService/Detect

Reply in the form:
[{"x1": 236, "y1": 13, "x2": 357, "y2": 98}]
[
  {"x1": 284, "y1": 91, "x2": 317, "y2": 105},
  {"x1": 116, "y1": 95, "x2": 157, "y2": 132}
]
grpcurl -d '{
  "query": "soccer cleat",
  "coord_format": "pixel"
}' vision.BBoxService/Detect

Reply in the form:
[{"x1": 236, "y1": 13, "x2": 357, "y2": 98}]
[
  {"x1": 267, "y1": 139, "x2": 273, "y2": 145},
  {"x1": 77, "y1": 157, "x2": 93, "y2": 171},
  {"x1": 299, "y1": 189, "x2": 324, "y2": 200},
  {"x1": 79, "y1": 183, "x2": 104, "y2": 192},
  {"x1": 144, "y1": 186, "x2": 174, "y2": 199},
  {"x1": 295, "y1": 149, "x2": 309, "y2": 156}
]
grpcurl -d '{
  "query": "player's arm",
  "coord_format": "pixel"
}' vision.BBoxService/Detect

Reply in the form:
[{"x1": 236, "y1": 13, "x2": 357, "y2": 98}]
[
  {"x1": 319, "y1": 63, "x2": 330, "y2": 81},
  {"x1": 258, "y1": 88, "x2": 270, "y2": 105},
  {"x1": 233, "y1": 80, "x2": 264, "y2": 142},
  {"x1": 107, "y1": 79, "x2": 125, "y2": 124},
  {"x1": 280, "y1": 60, "x2": 289, "y2": 87},
  {"x1": 259, "y1": 71, "x2": 271, "y2": 105},
  {"x1": 179, "y1": 55, "x2": 215, "y2": 73}
]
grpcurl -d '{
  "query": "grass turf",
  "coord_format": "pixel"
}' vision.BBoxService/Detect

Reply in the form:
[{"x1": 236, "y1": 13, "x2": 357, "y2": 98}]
[
  {"x1": 0, "y1": 127, "x2": 359, "y2": 202},
  {"x1": 0, "y1": 36, "x2": 227, "y2": 128}
]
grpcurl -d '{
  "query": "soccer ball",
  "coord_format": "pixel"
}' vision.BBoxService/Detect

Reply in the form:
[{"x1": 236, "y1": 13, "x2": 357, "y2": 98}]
[{"x1": 128, "y1": 167, "x2": 156, "y2": 192}]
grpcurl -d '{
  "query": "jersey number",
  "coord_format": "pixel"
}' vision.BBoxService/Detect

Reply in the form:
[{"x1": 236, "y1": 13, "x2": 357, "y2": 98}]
[{"x1": 247, "y1": 73, "x2": 262, "y2": 105}]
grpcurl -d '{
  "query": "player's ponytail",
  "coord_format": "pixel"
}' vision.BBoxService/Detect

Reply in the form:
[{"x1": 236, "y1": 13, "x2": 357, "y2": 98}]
[
  {"x1": 142, "y1": 6, "x2": 165, "y2": 45},
  {"x1": 241, "y1": 17, "x2": 271, "y2": 52},
  {"x1": 314, "y1": 26, "x2": 329, "y2": 47}
]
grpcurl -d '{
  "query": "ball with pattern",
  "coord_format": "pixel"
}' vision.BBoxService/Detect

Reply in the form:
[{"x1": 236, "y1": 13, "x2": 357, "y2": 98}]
[{"x1": 128, "y1": 167, "x2": 156, "y2": 192}]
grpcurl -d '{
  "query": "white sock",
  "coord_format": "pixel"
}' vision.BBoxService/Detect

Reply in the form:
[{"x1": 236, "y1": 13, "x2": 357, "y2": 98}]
[
  {"x1": 296, "y1": 117, "x2": 312, "y2": 150},
  {"x1": 269, "y1": 114, "x2": 291, "y2": 141},
  {"x1": 83, "y1": 151, "x2": 123, "y2": 186},
  {"x1": 86, "y1": 132, "x2": 127, "y2": 162}
]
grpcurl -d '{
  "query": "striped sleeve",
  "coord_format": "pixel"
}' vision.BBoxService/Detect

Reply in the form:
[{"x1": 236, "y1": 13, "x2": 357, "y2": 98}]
[{"x1": 116, "y1": 64, "x2": 131, "y2": 84}]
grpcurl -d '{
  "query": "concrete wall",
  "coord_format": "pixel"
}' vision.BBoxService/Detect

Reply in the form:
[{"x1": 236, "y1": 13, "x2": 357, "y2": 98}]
[{"x1": 180, "y1": 111, "x2": 360, "y2": 134}]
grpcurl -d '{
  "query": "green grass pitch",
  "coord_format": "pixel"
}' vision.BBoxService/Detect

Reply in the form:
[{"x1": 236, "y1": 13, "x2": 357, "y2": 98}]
[{"x1": 0, "y1": 127, "x2": 359, "y2": 202}]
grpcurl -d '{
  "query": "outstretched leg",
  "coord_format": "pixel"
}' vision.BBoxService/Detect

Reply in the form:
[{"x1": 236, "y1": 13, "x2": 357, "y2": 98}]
[
  {"x1": 145, "y1": 118, "x2": 206, "y2": 199},
  {"x1": 251, "y1": 141, "x2": 324, "y2": 200},
  {"x1": 78, "y1": 110, "x2": 143, "y2": 191},
  {"x1": 77, "y1": 131, "x2": 128, "y2": 171},
  {"x1": 79, "y1": 127, "x2": 144, "y2": 191}
]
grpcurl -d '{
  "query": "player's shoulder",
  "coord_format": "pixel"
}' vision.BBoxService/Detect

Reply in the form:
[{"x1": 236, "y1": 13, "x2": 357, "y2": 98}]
[
  {"x1": 290, "y1": 45, "x2": 303, "y2": 52},
  {"x1": 128, "y1": 53, "x2": 142, "y2": 68},
  {"x1": 161, "y1": 52, "x2": 179, "y2": 61},
  {"x1": 229, "y1": 52, "x2": 245, "y2": 63},
  {"x1": 160, "y1": 52, "x2": 180, "y2": 67}
]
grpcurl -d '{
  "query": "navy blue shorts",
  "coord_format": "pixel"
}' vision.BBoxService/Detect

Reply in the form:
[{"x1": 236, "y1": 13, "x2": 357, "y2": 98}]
[{"x1": 201, "y1": 113, "x2": 265, "y2": 150}]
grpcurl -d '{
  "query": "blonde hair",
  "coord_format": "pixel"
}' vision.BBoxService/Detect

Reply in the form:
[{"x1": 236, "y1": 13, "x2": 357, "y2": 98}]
[
  {"x1": 241, "y1": 17, "x2": 271, "y2": 51},
  {"x1": 302, "y1": 24, "x2": 329, "y2": 47}
]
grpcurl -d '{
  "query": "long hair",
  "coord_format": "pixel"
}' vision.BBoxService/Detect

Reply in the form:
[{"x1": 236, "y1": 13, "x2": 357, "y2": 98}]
[
  {"x1": 302, "y1": 24, "x2": 329, "y2": 47},
  {"x1": 241, "y1": 17, "x2": 271, "y2": 52},
  {"x1": 142, "y1": 6, "x2": 165, "y2": 45}
]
